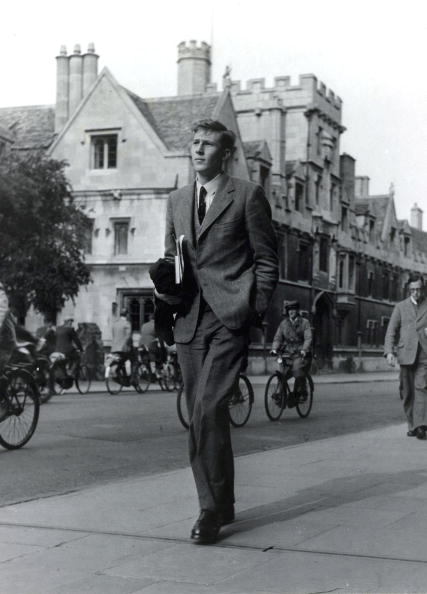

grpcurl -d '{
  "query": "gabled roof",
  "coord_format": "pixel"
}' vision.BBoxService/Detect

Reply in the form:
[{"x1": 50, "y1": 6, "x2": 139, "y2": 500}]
[
  {"x1": 0, "y1": 105, "x2": 55, "y2": 149},
  {"x1": 126, "y1": 93, "x2": 221, "y2": 151},
  {"x1": 243, "y1": 140, "x2": 272, "y2": 163}
]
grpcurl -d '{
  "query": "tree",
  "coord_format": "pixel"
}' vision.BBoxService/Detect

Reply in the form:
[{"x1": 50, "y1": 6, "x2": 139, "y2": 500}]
[{"x1": 0, "y1": 151, "x2": 91, "y2": 323}]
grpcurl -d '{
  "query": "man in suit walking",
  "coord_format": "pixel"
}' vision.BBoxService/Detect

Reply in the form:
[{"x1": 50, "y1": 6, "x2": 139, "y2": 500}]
[
  {"x1": 384, "y1": 273, "x2": 427, "y2": 439},
  {"x1": 159, "y1": 119, "x2": 278, "y2": 544}
]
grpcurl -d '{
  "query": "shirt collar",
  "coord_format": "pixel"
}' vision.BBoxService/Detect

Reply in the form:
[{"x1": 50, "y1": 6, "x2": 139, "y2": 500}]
[
  {"x1": 196, "y1": 172, "x2": 225, "y2": 197},
  {"x1": 411, "y1": 296, "x2": 419, "y2": 306}
]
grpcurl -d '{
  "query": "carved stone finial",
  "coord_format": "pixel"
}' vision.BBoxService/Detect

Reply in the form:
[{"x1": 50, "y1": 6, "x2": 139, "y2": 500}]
[{"x1": 389, "y1": 182, "x2": 395, "y2": 197}]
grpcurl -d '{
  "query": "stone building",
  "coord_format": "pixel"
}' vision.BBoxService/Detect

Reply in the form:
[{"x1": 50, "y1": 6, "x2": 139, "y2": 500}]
[{"x1": 0, "y1": 40, "x2": 425, "y2": 370}]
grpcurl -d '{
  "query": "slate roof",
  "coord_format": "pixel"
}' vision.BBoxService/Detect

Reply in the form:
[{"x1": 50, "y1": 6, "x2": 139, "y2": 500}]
[
  {"x1": 244, "y1": 140, "x2": 263, "y2": 158},
  {"x1": 354, "y1": 196, "x2": 390, "y2": 219},
  {"x1": 0, "y1": 105, "x2": 55, "y2": 150},
  {"x1": 410, "y1": 226, "x2": 427, "y2": 254},
  {"x1": 125, "y1": 91, "x2": 220, "y2": 151}
]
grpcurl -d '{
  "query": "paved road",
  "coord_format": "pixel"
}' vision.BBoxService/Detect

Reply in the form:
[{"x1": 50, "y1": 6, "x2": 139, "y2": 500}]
[{"x1": 0, "y1": 379, "x2": 402, "y2": 506}]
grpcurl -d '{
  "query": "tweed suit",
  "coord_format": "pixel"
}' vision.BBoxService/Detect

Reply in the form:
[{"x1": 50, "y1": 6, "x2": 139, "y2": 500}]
[
  {"x1": 165, "y1": 174, "x2": 278, "y2": 512},
  {"x1": 384, "y1": 297, "x2": 427, "y2": 431}
]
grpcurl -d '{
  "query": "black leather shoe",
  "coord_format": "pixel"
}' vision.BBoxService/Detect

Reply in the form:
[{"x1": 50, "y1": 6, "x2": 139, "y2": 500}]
[
  {"x1": 218, "y1": 505, "x2": 235, "y2": 525},
  {"x1": 407, "y1": 430, "x2": 417, "y2": 437},
  {"x1": 416, "y1": 427, "x2": 427, "y2": 440},
  {"x1": 190, "y1": 510, "x2": 221, "y2": 544}
]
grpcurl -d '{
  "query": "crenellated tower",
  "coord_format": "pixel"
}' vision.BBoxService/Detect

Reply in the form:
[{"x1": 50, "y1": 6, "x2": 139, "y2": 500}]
[{"x1": 177, "y1": 40, "x2": 211, "y2": 96}]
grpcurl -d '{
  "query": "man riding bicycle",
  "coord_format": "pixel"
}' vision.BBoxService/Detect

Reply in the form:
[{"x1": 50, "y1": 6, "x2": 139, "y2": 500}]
[
  {"x1": 54, "y1": 318, "x2": 83, "y2": 375},
  {"x1": 270, "y1": 300, "x2": 313, "y2": 407}
]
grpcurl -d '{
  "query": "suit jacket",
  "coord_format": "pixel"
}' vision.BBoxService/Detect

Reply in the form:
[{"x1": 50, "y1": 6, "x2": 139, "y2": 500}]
[
  {"x1": 384, "y1": 297, "x2": 427, "y2": 365},
  {"x1": 55, "y1": 325, "x2": 82, "y2": 355},
  {"x1": 165, "y1": 175, "x2": 279, "y2": 343},
  {"x1": 272, "y1": 316, "x2": 312, "y2": 356}
]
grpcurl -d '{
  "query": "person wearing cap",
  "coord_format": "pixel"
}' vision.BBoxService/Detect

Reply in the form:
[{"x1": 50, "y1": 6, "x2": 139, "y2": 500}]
[{"x1": 270, "y1": 300, "x2": 313, "y2": 405}]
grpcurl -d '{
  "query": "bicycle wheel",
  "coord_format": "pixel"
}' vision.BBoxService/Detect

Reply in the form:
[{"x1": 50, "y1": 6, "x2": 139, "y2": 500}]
[
  {"x1": 296, "y1": 375, "x2": 314, "y2": 418},
  {"x1": 36, "y1": 359, "x2": 53, "y2": 404},
  {"x1": 229, "y1": 374, "x2": 254, "y2": 428},
  {"x1": 76, "y1": 364, "x2": 91, "y2": 394},
  {"x1": 50, "y1": 361, "x2": 65, "y2": 396},
  {"x1": 105, "y1": 362, "x2": 124, "y2": 395},
  {"x1": 176, "y1": 387, "x2": 189, "y2": 430},
  {"x1": 134, "y1": 363, "x2": 151, "y2": 393},
  {"x1": 162, "y1": 364, "x2": 175, "y2": 392},
  {"x1": 0, "y1": 370, "x2": 40, "y2": 450},
  {"x1": 264, "y1": 372, "x2": 286, "y2": 421}
]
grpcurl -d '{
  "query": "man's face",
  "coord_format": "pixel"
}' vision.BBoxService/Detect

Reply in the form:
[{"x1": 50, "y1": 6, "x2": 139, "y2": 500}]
[
  {"x1": 409, "y1": 280, "x2": 424, "y2": 302},
  {"x1": 191, "y1": 129, "x2": 229, "y2": 180},
  {"x1": 288, "y1": 308, "x2": 298, "y2": 320}
]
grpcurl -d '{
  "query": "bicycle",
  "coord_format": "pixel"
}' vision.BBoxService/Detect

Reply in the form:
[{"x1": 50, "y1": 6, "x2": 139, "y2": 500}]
[
  {"x1": 157, "y1": 353, "x2": 183, "y2": 392},
  {"x1": 104, "y1": 349, "x2": 150, "y2": 395},
  {"x1": 50, "y1": 350, "x2": 91, "y2": 396},
  {"x1": 264, "y1": 355, "x2": 314, "y2": 421},
  {"x1": 0, "y1": 348, "x2": 40, "y2": 450},
  {"x1": 177, "y1": 374, "x2": 254, "y2": 430}
]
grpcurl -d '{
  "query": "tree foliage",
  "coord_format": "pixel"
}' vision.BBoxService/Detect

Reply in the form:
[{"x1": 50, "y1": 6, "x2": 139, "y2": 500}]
[{"x1": 0, "y1": 151, "x2": 91, "y2": 322}]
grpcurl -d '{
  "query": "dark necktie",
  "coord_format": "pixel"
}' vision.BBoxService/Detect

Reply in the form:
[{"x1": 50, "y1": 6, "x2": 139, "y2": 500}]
[{"x1": 198, "y1": 186, "x2": 207, "y2": 224}]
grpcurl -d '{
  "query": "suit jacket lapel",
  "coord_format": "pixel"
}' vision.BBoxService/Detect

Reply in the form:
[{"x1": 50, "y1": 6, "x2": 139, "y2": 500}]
[
  {"x1": 197, "y1": 176, "x2": 235, "y2": 240},
  {"x1": 416, "y1": 298, "x2": 427, "y2": 327},
  {"x1": 177, "y1": 183, "x2": 196, "y2": 248}
]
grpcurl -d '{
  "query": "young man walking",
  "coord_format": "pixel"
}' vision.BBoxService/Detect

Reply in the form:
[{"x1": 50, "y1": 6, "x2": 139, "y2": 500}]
[{"x1": 159, "y1": 119, "x2": 278, "y2": 543}]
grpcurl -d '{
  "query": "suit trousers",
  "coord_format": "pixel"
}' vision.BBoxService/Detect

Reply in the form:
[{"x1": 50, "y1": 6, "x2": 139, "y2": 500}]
[
  {"x1": 400, "y1": 348, "x2": 427, "y2": 431},
  {"x1": 176, "y1": 305, "x2": 249, "y2": 512}
]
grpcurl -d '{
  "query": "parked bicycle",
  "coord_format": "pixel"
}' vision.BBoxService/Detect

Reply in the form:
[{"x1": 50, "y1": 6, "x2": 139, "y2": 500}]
[
  {"x1": 104, "y1": 348, "x2": 150, "y2": 395},
  {"x1": 0, "y1": 345, "x2": 40, "y2": 449},
  {"x1": 177, "y1": 374, "x2": 254, "y2": 429},
  {"x1": 264, "y1": 355, "x2": 314, "y2": 421},
  {"x1": 49, "y1": 350, "x2": 91, "y2": 398}
]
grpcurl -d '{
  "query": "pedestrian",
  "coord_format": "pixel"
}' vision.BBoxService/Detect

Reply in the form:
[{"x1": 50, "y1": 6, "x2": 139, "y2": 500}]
[
  {"x1": 384, "y1": 273, "x2": 427, "y2": 439},
  {"x1": 157, "y1": 119, "x2": 278, "y2": 544},
  {"x1": 270, "y1": 300, "x2": 312, "y2": 406}
]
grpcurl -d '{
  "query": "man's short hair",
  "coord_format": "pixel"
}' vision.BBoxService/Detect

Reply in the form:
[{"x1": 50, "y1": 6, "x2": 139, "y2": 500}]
[
  {"x1": 408, "y1": 273, "x2": 425, "y2": 286},
  {"x1": 192, "y1": 119, "x2": 236, "y2": 151}
]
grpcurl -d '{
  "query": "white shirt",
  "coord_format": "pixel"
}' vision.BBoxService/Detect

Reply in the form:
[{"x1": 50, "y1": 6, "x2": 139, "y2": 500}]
[{"x1": 196, "y1": 172, "x2": 225, "y2": 213}]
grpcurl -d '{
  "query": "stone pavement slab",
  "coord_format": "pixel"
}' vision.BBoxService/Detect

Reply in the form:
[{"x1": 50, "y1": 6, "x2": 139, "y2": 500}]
[{"x1": 1, "y1": 422, "x2": 427, "y2": 592}]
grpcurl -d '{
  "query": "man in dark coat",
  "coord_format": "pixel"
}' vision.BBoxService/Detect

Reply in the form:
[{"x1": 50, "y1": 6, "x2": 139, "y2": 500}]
[
  {"x1": 271, "y1": 300, "x2": 312, "y2": 403},
  {"x1": 157, "y1": 119, "x2": 278, "y2": 544},
  {"x1": 54, "y1": 318, "x2": 83, "y2": 374}
]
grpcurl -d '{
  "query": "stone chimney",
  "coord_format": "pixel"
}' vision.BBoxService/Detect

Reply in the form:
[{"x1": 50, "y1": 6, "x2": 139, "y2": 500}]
[
  {"x1": 55, "y1": 45, "x2": 69, "y2": 132},
  {"x1": 411, "y1": 202, "x2": 423, "y2": 230},
  {"x1": 55, "y1": 43, "x2": 99, "y2": 133},
  {"x1": 69, "y1": 44, "x2": 83, "y2": 115},
  {"x1": 177, "y1": 40, "x2": 211, "y2": 95},
  {"x1": 82, "y1": 42, "x2": 99, "y2": 95},
  {"x1": 355, "y1": 176, "x2": 370, "y2": 199}
]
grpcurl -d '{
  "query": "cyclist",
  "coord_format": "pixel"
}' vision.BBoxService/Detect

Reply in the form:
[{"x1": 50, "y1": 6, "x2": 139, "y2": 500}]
[
  {"x1": 270, "y1": 300, "x2": 312, "y2": 407},
  {"x1": 139, "y1": 314, "x2": 167, "y2": 380},
  {"x1": 111, "y1": 309, "x2": 134, "y2": 383},
  {"x1": 54, "y1": 318, "x2": 83, "y2": 376}
]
